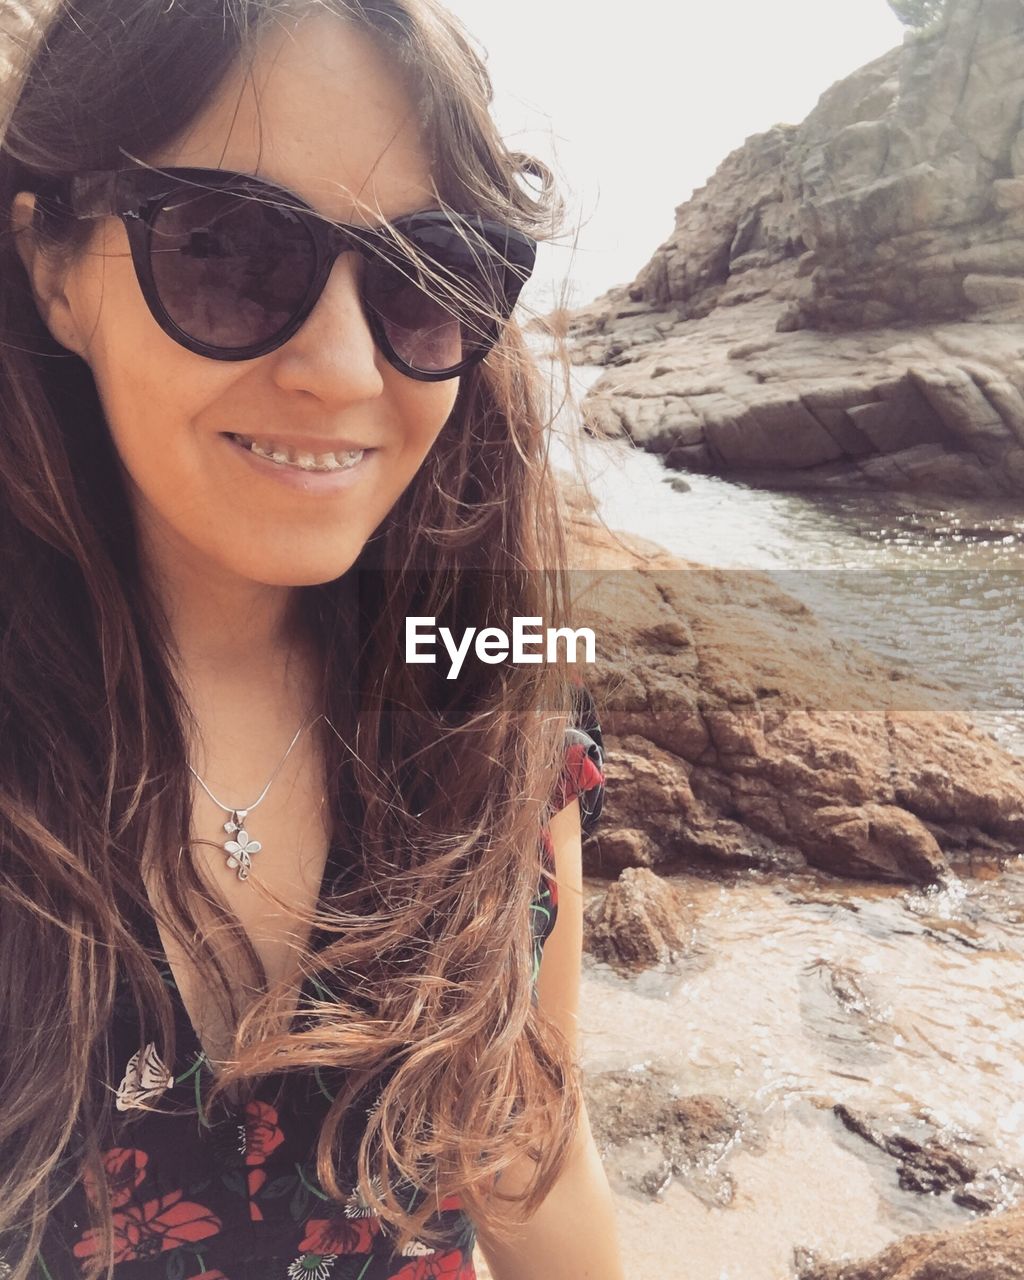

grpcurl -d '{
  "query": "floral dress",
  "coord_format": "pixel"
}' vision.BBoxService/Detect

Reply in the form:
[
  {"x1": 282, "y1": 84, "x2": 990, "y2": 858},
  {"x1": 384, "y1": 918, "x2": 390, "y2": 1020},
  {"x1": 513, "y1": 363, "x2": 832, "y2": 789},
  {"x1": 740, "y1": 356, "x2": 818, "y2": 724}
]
[{"x1": 30, "y1": 694, "x2": 604, "y2": 1280}]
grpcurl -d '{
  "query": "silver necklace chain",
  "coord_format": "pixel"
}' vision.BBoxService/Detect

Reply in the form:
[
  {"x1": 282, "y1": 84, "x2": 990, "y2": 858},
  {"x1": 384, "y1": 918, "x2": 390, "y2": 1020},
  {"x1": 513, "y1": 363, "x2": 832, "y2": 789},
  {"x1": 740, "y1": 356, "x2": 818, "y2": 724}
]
[{"x1": 188, "y1": 712, "x2": 322, "y2": 882}]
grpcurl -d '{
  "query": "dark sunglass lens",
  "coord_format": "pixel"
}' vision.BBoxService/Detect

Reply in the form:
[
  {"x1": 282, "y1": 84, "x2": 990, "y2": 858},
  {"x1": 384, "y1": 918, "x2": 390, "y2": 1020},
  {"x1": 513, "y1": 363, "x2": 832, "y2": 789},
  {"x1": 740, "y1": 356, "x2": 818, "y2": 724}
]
[
  {"x1": 149, "y1": 189, "x2": 316, "y2": 350},
  {"x1": 362, "y1": 258, "x2": 466, "y2": 373},
  {"x1": 362, "y1": 219, "x2": 522, "y2": 374}
]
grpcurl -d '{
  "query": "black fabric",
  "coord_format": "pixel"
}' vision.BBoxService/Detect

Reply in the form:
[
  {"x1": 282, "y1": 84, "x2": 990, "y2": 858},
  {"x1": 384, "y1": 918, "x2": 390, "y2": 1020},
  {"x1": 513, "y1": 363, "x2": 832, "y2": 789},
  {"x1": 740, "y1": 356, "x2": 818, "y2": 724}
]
[{"x1": 29, "y1": 694, "x2": 605, "y2": 1280}]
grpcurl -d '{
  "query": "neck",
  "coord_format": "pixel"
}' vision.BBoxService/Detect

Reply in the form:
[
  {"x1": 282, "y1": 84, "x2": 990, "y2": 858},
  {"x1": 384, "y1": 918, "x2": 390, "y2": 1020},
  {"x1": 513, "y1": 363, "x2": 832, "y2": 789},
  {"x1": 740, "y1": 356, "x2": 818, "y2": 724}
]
[
  {"x1": 135, "y1": 508, "x2": 322, "y2": 736},
  {"x1": 163, "y1": 570, "x2": 305, "y2": 680}
]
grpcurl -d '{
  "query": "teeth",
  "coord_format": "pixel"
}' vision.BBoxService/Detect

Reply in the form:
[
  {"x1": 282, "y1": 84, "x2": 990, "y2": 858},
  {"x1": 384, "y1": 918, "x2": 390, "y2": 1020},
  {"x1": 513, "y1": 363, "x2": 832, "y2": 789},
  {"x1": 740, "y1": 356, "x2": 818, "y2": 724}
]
[{"x1": 231, "y1": 434, "x2": 365, "y2": 472}]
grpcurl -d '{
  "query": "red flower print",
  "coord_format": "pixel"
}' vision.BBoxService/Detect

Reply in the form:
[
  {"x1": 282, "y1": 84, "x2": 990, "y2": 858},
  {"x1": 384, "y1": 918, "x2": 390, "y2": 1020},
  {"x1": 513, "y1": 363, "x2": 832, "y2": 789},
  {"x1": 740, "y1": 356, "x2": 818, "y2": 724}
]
[
  {"x1": 391, "y1": 1250, "x2": 472, "y2": 1280},
  {"x1": 73, "y1": 1189, "x2": 222, "y2": 1265},
  {"x1": 82, "y1": 1147, "x2": 148, "y2": 1209},
  {"x1": 193, "y1": 1273, "x2": 229, "y2": 1279},
  {"x1": 299, "y1": 1212, "x2": 380, "y2": 1255},
  {"x1": 560, "y1": 742, "x2": 603, "y2": 804},
  {"x1": 247, "y1": 1167, "x2": 267, "y2": 1222},
  {"x1": 436, "y1": 1193, "x2": 464, "y2": 1213},
  {"x1": 242, "y1": 1098, "x2": 284, "y2": 1166}
]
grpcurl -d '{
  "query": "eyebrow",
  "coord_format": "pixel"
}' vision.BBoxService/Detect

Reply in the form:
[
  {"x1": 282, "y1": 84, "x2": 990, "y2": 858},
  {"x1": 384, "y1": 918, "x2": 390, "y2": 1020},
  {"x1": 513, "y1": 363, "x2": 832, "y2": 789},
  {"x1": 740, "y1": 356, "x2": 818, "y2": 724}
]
[
  {"x1": 67, "y1": 164, "x2": 441, "y2": 233},
  {"x1": 220, "y1": 165, "x2": 438, "y2": 227}
]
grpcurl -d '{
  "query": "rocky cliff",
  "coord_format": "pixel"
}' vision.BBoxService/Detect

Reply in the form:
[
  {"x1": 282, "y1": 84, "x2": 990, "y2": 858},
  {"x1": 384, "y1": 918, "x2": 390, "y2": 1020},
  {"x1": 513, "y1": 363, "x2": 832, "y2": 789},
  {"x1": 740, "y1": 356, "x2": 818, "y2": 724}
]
[{"x1": 571, "y1": 0, "x2": 1024, "y2": 497}]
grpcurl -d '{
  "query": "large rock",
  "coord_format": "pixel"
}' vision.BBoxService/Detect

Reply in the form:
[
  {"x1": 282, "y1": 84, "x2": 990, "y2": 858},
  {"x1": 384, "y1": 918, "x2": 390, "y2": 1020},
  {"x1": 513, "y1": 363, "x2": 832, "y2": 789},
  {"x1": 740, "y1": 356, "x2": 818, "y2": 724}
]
[
  {"x1": 624, "y1": 0, "x2": 1024, "y2": 332},
  {"x1": 564, "y1": 0, "x2": 1024, "y2": 498},
  {"x1": 564, "y1": 505, "x2": 1024, "y2": 886},
  {"x1": 798, "y1": 1206, "x2": 1024, "y2": 1280},
  {"x1": 585, "y1": 1065, "x2": 748, "y2": 1201},
  {"x1": 582, "y1": 866, "x2": 691, "y2": 972},
  {"x1": 572, "y1": 302, "x2": 1024, "y2": 498}
]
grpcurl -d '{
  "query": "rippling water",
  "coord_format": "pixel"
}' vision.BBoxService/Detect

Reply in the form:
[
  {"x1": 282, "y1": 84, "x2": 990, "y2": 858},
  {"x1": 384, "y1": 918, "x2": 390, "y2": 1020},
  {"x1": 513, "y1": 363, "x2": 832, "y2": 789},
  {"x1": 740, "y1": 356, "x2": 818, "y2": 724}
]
[
  {"x1": 534, "y1": 356, "x2": 1024, "y2": 1280},
  {"x1": 578, "y1": 867, "x2": 1024, "y2": 1279}
]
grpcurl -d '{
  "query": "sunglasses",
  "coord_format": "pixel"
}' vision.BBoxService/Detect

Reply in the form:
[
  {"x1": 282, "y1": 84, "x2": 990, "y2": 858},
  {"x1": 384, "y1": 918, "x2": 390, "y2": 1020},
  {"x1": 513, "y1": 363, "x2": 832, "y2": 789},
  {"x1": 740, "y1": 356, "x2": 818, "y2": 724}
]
[{"x1": 42, "y1": 166, "x2": 537, "y2": 381}]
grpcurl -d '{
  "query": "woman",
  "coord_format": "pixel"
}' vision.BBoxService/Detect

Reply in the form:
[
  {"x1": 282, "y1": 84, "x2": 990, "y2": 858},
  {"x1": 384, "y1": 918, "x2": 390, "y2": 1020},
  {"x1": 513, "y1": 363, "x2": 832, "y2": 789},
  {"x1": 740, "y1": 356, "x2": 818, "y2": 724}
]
[{"x1": 0, "y1": 0, "x2": 624, "y2": 1277}]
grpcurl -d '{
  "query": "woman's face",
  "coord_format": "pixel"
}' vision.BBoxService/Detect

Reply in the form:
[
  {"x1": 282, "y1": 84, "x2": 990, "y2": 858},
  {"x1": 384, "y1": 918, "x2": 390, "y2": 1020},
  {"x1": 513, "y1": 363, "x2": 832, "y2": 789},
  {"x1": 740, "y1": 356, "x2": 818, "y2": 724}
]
[{"x1": 20, "y1": 15, "x2": 459, "y2": 590}]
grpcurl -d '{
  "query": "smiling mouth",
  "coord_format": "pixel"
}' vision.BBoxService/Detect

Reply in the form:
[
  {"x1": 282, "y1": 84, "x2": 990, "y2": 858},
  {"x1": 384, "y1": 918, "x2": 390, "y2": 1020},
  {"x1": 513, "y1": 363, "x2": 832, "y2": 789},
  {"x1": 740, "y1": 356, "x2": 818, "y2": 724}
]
[{"x1": 225, "y1": 433, "x2": 367, "y2": 473}]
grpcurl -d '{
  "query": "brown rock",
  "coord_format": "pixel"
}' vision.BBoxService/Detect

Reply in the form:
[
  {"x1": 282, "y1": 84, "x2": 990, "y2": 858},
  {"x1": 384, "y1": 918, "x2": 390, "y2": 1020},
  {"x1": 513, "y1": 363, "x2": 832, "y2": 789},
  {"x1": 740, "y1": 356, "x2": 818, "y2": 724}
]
[
  {"x1": 845, "y1": 398, "x2": 943, "y2": 455},
  {"x1": 960, "y1": 364, "x2": 1024, "y2": 446},
  {"x1": 582, "y1": 866, "x2": 690, "y2": 971},
  {"x1": 799, "y1": 382, "x2": 878, "y2": 456},
  {"x1": 830, "y1": 1103, "x2": 1022, "y2": 1212},
  {"x1": 590, "y1": 740, "x2": 698, "y2": 875},
  {"x1": 962, "y1": 274, "x2": 1024, "y2": 313},
  {"x1": 565, "y1": 513, "x2": 1024, "y2": 886},
  {"x1": 787, "y1": 802, "x2": 950, "y2": 883},
  {"x1": 586, "y1": 1065, "x2": 748, "y2": 1200},
  {"x1": 798, "y1": 1206, "x2": 1024, "y2": 1280},
  {"x1": 664, "y1": 441, "x2": 715, "y2": 473}
]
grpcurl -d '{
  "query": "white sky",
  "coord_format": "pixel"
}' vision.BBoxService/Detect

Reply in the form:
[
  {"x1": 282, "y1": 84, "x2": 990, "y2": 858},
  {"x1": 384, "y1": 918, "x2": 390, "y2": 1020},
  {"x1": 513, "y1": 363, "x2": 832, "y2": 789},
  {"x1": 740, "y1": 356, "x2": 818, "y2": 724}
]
[{"x1": 440, "y1": 1, "x2": 907, "y2": 309}]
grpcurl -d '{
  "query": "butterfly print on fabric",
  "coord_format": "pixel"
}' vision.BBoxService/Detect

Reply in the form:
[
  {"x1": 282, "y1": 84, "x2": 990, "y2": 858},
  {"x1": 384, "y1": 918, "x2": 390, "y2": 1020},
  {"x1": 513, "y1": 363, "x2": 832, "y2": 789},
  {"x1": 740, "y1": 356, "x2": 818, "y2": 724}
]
[{"x1": 115, "y1": 1042, "x2": 175, "y2": 1112}]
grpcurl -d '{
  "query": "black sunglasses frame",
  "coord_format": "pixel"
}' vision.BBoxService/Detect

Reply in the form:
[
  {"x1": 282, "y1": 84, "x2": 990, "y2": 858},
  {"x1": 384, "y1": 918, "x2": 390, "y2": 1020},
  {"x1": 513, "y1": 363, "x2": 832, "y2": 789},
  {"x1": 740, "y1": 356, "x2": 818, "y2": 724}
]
[{"x1": 44, "y1": 166, "x2": 538, "y2": 381}]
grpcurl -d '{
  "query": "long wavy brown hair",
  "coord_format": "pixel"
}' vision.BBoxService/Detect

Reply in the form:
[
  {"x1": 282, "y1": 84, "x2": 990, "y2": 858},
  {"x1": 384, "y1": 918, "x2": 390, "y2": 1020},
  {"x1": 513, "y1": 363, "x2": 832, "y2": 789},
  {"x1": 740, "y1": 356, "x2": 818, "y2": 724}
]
[{"x1": 0, "y1": 1, "x2": 582, "y2": 1276}]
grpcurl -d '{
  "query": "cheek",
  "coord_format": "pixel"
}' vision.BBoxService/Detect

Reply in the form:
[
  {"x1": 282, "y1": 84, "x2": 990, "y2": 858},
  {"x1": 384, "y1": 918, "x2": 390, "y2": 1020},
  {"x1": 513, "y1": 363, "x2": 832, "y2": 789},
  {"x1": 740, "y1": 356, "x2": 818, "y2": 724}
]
[
  {"x1": 68, "y1": 227, "x2": 223, "y2": 461},
  {"x1": 390, "y1": 378, "x2": 459, "y2": 468},
  {"x1": 80, "y1": 319, "x2": 227, "y2": 510}
]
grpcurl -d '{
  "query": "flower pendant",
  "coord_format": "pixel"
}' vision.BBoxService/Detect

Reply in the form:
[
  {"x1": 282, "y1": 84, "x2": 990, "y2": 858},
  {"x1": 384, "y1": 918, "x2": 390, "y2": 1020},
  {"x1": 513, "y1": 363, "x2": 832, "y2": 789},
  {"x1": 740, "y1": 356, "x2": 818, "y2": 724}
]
[{"x1": 223, "y1": 809, "x2": 262, "y2": 881}]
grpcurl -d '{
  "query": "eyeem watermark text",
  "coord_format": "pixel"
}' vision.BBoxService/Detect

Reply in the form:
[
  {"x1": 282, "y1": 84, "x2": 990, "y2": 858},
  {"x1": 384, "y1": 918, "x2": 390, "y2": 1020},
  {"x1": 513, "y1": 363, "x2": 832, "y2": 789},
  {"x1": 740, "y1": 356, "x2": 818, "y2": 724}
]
[{"x1": 406, "y1": 616, "x2": 597, "y2": 680}]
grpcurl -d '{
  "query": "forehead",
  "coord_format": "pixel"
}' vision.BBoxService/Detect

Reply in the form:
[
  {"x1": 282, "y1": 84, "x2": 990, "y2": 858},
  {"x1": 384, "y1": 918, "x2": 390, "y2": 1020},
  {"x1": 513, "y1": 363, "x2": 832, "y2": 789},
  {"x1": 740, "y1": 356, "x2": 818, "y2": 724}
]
[{"x1": 149, "y1": 12, "x2": 436, "y2": 225}]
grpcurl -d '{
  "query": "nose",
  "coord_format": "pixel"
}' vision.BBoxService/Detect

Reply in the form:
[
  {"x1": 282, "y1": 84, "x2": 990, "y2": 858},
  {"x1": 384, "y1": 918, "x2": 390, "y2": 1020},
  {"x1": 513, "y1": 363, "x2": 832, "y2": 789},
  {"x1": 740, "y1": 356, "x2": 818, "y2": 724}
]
[{"x1": 268, "y1": 251, "x2": 385, "y2": 402}]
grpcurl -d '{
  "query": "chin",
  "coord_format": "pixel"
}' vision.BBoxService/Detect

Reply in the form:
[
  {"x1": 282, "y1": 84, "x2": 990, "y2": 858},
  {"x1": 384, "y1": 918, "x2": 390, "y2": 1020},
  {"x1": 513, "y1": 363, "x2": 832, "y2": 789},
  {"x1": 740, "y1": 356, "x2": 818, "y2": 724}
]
[
  {"x1": 248, "y1": 537, "x2": 373, "y2": 586},
  {"x1": 246, "y1": 558, "x2": 362, "y2": 589}
]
